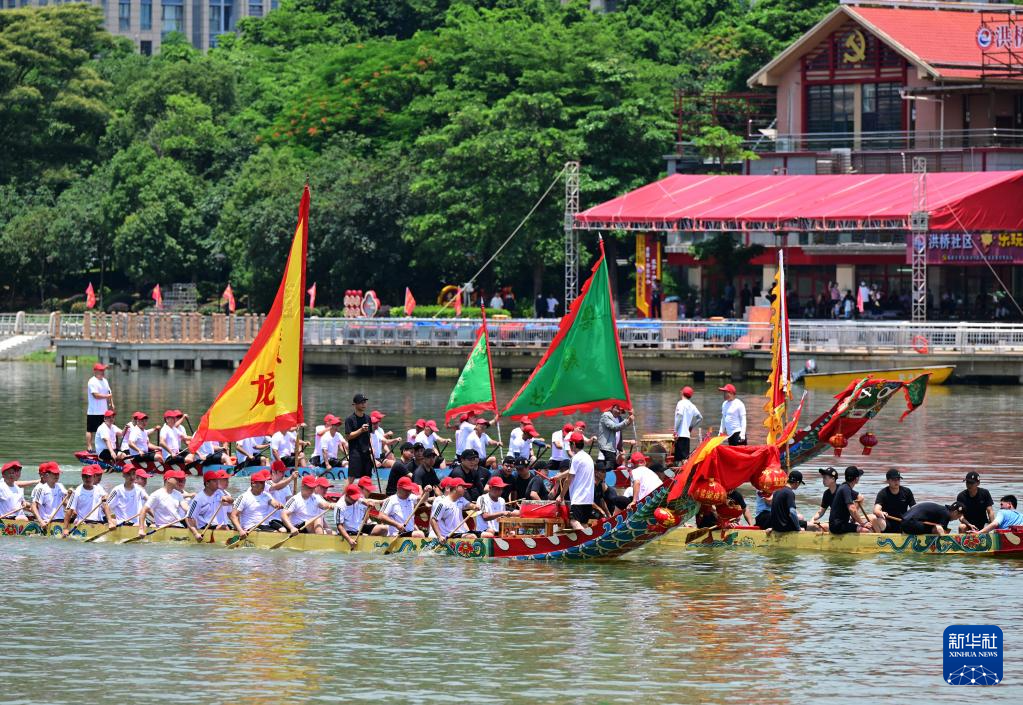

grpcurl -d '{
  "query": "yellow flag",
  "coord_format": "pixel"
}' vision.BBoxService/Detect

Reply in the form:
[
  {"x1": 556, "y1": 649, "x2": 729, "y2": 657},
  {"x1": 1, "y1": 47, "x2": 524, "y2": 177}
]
[{"x1": 189, "y1": 186, "x2": 308, "y2": 450}]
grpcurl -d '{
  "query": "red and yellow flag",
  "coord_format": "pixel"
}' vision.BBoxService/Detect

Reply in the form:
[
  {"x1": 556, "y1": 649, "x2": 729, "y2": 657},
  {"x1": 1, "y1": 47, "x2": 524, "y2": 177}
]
[{"x1": 189, "y1": 186, "x2": 309, "y2": 450}]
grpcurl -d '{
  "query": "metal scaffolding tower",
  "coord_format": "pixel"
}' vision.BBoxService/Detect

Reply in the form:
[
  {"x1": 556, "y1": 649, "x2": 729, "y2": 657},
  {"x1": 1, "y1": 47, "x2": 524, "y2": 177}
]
[
  {"x1": 910, "y1": 157, "x2": 928, "y2": 322},
  {"x1": 564, "y1": 161, "x2": 581, "y2": 308}
]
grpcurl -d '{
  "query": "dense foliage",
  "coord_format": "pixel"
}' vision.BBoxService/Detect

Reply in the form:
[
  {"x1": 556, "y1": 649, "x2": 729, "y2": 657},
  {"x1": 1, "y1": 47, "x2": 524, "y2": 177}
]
[{"x1": 0, "y1": 0, "x2": 832, "y2": 311}]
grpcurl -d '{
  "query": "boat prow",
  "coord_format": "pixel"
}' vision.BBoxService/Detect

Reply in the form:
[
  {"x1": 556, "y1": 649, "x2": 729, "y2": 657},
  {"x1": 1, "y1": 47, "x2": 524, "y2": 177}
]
[{"x1": 797, "y1": 365, "x2": 954, "y2": 390}]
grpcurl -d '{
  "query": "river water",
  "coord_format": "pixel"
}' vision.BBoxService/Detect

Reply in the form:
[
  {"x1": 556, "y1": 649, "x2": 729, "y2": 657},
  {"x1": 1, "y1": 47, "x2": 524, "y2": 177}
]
[{"x1": 1, "y1": 361, "x2": 1021, "y2": 704}]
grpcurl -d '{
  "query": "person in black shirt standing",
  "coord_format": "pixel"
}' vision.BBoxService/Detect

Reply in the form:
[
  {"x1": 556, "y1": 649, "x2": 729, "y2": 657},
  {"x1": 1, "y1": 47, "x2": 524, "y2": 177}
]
[
  {"x1": 384, "y1": 442, "x2": 415, "y2": 496},
  {"x1": 810, "y1": 467, "x2": 838, "y2": 530},
  {"x1": 830, "y1": 466, "x2": 871, "y2": 534},
  {"x1": 901, "y1": 501, "x2": 965, "y2": 535},
  {"x1": 769, "y1": 470, "x2": 806, "y2": 533},
  {"x1": 956, "y1": 471, "x2": 995, "y2": 532},
  {"x1": 412, "y1": 448, "x2": 441, "y2": 496},
  {"x1": 872, "y1": 468, "x2": 916, "y2": 533},
  {"x1": 344, "y1": 394, "x2": 374, "y2": 481}
]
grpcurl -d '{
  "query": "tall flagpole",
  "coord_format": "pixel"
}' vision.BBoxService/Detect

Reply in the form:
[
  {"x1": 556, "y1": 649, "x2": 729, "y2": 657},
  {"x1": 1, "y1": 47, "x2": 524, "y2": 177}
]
[{"x1": 481, "y1": 307, "x2": 503, "y2": 451}]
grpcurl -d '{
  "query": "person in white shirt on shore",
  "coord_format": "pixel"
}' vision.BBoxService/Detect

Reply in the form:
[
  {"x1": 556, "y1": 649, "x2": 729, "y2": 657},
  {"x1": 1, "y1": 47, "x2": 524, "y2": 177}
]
[
  {"x1": 672, "y1": 386, "x2": 703, "y2": 462},
  {"x1": 718, "y1": 383, "x2": 747, "y2": 446},
  {"x1": 85, "y1": 362, "x2": 114, "y2": 452},
  {"x1": 30, "y1": 462, "x2": 67, "y2": 528}
]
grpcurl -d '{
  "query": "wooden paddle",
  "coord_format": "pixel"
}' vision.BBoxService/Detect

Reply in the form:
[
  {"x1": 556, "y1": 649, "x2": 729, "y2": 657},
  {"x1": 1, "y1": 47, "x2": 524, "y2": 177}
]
[
  {"x1": 268, "y1": 507, "x2": 331, "y2": 549},
  {"x1": 382, "y1": 492, "x2": 432, "y2": 555},
  {"x1": 38, "y1": 490, "x2": 73, "y2": 532},
  {"x1": 226, "y1": 506, "x2": 281, "y2": 549},
  {"x1": 63, "y1": 495, "x2": 108, "y2": 538},
  {"x1": 119, "y1": 513, "x2": 185, "y2": 543},
  {"x1": 432, "y1": 510, "x2": 481, "y2": 552},
  {"x1": 340, "y1": 499, "x2": 375, "y2": 552},
  {"x1": 197, "y1": 499, "x2": 231, "y2": 543},
  {"x1": 0, "y1": 505, "x2": 27, "y2": 521},
  {"x1": 87, "y1": 506, "x2": 147, "y2": 542}
]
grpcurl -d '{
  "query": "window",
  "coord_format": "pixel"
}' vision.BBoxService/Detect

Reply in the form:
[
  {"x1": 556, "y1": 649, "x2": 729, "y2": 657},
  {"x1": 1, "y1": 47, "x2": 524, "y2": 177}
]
[
  {"x1": 861, "y1": 82, "x2": 902, "y2": 134},
  {"x1": 140, "y1": 0, "x2": 151, "y2": 29},
  {"x1": 270, "y1": 0, "x2": 277, "y2": 8},
  {"x1": 119, "y1": 0, "x2": 130, "y2": 31},
  {"x1": 806, "y1": 84, "x2": 855, "y2": 136},
  {"x1": 248, "y1": 0, "x2": 261, "y2": 17},
  {"x1": 162, "y1": 0, "x2": 184, "y2": 37},
  {"x1": 209, "y1": 0, "x2": 233, "y2": 47},
  {"x1": 140, "y1": 40, "x2": 152, "y2": 56}
]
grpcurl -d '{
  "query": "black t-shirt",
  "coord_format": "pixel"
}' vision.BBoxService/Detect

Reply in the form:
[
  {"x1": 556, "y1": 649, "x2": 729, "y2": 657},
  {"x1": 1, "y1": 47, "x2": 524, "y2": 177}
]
[
  {"x1": 728, "y1": 490, "x2": 746, "y2": 509},
  {"x1": 819, "y1": 487, "x2": 836, "y2": 510},
  {"x1": 345, "y1": 413, "x2": 372, "y2": 455},
  {"x1": 494, "y1": 469, "x2": 515, "y2": 500},
  {"x1": 874, "y1": 486, "x2": 916, "y2": 518},
  {"x1": 830, "y1": 482, "x2": 858, "y2": 529},
  {"x1": 769, "y1": 486, "x2": 800, "y2": 532},
  {"x1": 448, "y1": 463, "x2": 488, "y2": 502},
  {"x1": 385, "y1": 459, "x2": 413, "y2": 496},
  {"x1": 956, "y1": 488, "x2": 993, "y2": 529},
  {"x1": 412, "y1": 464, "x2": 440, "y2": 491},
  {"x1": 903, "y1": 501, "x2": 951, "y2": 529},
  {"x1": 525, "y1": 474, "x2": 549, "y2": 501}
]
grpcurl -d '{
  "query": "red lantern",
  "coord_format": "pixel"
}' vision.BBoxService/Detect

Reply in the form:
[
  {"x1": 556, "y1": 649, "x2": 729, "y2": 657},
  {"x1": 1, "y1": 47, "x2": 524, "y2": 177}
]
[
  {"x1": 653, "y1": 507, "x2": 680, "y2": 529},
  {"x1": 859, "y1": 432, "x2": 878, "y2": 456},
  {"x1": 691, "y1": 477, "x2": 728, "y2": 506},
  {"x1": 716, "y1": 501, "x2": 743, "y2": 522},
  {"x1": 829, "y1": 433, "x2": 848, "y2": 457},
  {"x1": 751, "y1": 463, "x2": 787, "y2": 493}
]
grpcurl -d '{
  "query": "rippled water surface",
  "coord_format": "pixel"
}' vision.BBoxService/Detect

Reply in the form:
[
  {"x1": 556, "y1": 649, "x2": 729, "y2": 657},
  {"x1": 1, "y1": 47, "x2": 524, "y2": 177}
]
[{"x1": 1, "y1": 362, "x2": 1022, "y2": 704}]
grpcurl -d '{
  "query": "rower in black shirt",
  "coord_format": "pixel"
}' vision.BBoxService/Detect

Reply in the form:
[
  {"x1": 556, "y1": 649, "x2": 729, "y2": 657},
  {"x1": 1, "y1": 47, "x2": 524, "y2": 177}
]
[
  {"x1": 810, "y1": 466, "x2": 838, "y2": 530},
  {"x1": 830, "y1": 466, "x2": 871, "y2": 534},
  {"x1": 344, "y1": 394, "x2": 374, "y2": 480},
  {"x1": 411, "y1": 448, "x2": 441, "y2": 496},
  {"x1": 955, "y1": 471, "x2": 995, "y2": 532},
  {"x1": 872, "y1": 468, "x2": 916, "y2": 533},
  {"x1": 769, "y1": 470, "x2": 806, "y2": 532},
  {"x1": 901, "y1": 501, "x2": 965, "y2": 535},
  {"x1": 384, "y1": 442, "x2": 415, "y2": 496},
  {"x1": 447, "y1": 449, "x2": 488, "y2": 502},
  {"x1": 592, "y1": 463, "x2": 622, "y2": 517}
]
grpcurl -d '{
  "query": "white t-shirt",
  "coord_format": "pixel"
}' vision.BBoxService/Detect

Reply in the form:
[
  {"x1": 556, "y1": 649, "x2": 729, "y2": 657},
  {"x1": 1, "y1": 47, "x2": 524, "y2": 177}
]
[
  {"x1": 125, "y1": 424, "x2": 151, "y2": 455},
  {"x1": 186, "y1": 489, "x2": 228, "y2": 526},
  {"x1": 69, "y1": 484, "x2": 108, "y2": 522},
  {"x1": 145, "y1": 487, "x2": 186, "y2": 526},
  {"x1": 371, "y1": 428, "x2": 387, "y2": 457},
  {"x1": 315, "y1": 430, "x2": 343, "y2": 460},
  {"x1": 236, "y1": 435, "x2": 268, "y2": 463},
  {"x1": 550, "y1": 430, "x2": 566, "y2": 461},
  {"x1": 87, "y1": 376, "x2": 111, "y2": 415},
  {"x1": 380, "y1": 493, "x2": 417, "y2": 535},
  {"x1": 489, "y1": 295, "x2": 503, "y2": 309},
  {"x1": 429, "y1": 495, "x2": 464, "y2": 538},
  {"x1": 233, "y1": 489, "x2": 275, "y2": 530},
  {"x1": 475, "y1": 493, "x2": 505, "y2": 533},
  {"x1": 568, "y1": 450, "x2": 595, "y2": 506},
  {"x1": 271, "y1": 431, "x2": 296, "y2": 458},
  {"x1": 283, "y1": 492, "x2": 328, "y2": 525},
  {"x1": 267, "y1": 481, "x2": 293, "y2": 505},
  {"x1": 107, "y1": 483, "x2": 147, "y2": 524},
  {"x1": 455, "y1": 422, "x2": 474, "y2": 455},
  {"x1": 719, "y1": 398, "x2": 747, "y2": 438},
  {"x1": 95, "y1": 423, "x2": 121, "y2": 456},
  {"x1": 334, "y1": 497, "x2": 367, "y2": 533},
  {"x1": 630, "y1": 465, "x2": 662, "y2": 502},
  {"x1": 464, "y1": 432, "x2": 490, "y2": 458},
  {"x1": 159, "y1": 424, "x2": 184, "y2": 459},
  {"x1": 673, "y1": 398, "x2": 702, "y2": 438},
  {"x1": 414, "y1": 431, "x2": 437, "y2": 450},
  {"x1": 406, "y1": 427, "x2": 418, "y2": 442},
  {"x1": 0, "y1": 479, "x2": 25, "y2": 517},
  {"x1": 31, "y1": 482, "x2": 67, "y2": 521},
  {"x1": 508, "y1": 427, "x2": 525, "y2": 457}
]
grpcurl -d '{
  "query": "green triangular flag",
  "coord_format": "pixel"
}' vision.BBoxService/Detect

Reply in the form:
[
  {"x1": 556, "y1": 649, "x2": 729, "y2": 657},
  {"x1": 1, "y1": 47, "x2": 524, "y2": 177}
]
[
  {"x1": 502, "y1": 241, "x2": 631, "y2": 420},
  {"x1": 445, "y1": 322, "x2": 498, "y2": 424}
]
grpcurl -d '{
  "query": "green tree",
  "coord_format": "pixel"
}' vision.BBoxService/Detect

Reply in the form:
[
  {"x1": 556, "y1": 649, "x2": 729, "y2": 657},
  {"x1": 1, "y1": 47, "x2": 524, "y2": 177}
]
[{"x1": 692, "y1": 125, "x2": 757, "y2": 169}]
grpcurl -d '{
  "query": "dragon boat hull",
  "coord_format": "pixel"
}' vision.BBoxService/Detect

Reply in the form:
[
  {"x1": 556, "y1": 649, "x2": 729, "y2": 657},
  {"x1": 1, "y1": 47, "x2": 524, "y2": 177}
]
[{"x1": 658, "y1": 526, "x2": 1023, "y2": 558}]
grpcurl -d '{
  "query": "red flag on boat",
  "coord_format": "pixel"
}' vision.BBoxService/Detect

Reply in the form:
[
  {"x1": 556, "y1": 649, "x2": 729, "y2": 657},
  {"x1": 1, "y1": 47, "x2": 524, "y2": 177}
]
[
  {"x1": 85, "y1": 283, "x2": 96, "y2": 310},
  {"x1": 307, "y1": 282, "x2": 316, "y2": 310},
  {"x1": 222, "y1": 284, "x2": 236, "y2": 313},
  {"x1": 404, "y1": 287, "x2": 416, "y2": 316},
  {"x1": 453, "y1": 288, "x2": 462, "y2": 317},
  {"x1": 152, "y1": 284, "x2": 163, "y2": 310}
]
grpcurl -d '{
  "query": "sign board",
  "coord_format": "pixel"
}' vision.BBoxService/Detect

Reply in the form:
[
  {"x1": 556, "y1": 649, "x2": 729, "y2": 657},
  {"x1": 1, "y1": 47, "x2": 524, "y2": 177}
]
[
  {"x1": 905, "y1": 232, "x2": 1023, "y2": 265},
  {"x1": 635, "y1": 233, "x2": 662, "y2": 317}
]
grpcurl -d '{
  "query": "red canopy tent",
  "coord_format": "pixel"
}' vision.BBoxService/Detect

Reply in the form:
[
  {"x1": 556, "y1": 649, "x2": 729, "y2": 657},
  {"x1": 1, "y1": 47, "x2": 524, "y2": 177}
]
[{"x1": 574, "y1": 171, "x2": 1023, "y2": 233}]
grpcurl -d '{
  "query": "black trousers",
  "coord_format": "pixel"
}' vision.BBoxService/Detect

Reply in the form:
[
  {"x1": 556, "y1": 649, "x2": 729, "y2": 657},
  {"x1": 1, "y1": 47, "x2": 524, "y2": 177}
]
[
  {"x1": 727, "y1": 432, "x2": 746, "y2": 446},
  {"x1": 348, "y1": 452, "x2": 373, "y2": 479},
  {"x1": 673, "y1": 437, "x2": 691, "y2": 462}
]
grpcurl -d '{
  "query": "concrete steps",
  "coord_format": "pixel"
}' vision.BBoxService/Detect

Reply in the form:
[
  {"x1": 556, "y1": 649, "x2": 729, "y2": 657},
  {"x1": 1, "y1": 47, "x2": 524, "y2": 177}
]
[{"x1": 0, "y1": 334, "x2": 50, "y2": 360}]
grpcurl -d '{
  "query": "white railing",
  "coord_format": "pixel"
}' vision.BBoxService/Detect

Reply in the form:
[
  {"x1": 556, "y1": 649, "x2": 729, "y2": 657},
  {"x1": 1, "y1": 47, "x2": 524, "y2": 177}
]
[
  {"x1": 27, "y1": 312, "x2": 1023, "y2": 354},
  {"x1": 0, "y1": 312, "x2": 53, "y2": 336}
]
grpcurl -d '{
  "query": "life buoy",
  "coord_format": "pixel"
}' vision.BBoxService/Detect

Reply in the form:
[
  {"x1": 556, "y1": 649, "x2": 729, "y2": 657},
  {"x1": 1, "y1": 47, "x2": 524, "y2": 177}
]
[
  {"x1": 912, "y1": 335, "x2": 929, "y2": 354},
  {"x1": 438, "y1": 285, "x2": 459, "y2": 305}
]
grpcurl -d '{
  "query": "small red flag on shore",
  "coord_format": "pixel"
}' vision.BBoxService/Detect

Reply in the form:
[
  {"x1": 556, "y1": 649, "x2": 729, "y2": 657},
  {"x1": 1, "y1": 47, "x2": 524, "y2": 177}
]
[
  {"x1": 453, "y1": 288, "x2": 462, "y2": 317},
  {"x1": 152, "y1": 284, "x2": 163, "y2": 310},
  {"x1": 222, "y1": 284, "x2": 236, "y2": 313},
  {"x1": 85, "y1": 283, "x2": 96, "y2": 310},
  {"x1": 404, "y1": 287, "x2": 416, "y2": 316},
  {"x1": 307, "y1": 282, "x2": 316, "y2": 310}
]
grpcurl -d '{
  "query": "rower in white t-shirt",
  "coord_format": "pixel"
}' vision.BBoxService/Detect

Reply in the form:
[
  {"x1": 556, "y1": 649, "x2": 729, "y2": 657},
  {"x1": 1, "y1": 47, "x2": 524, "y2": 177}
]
[
  {"x1": 235, "y1": 435, "x2": 270, "y2": 468},
  {"x1": 0, "y1": 460, "x2": 32, "y2": 519},
  {"x1": 378, "y1": 476, "x2": 425, "y2": 538},
  {"x1": 281, "y1": 475, "x2": 336, "y2": 535},
  {"x1": 106, "y1": 465, "x2": 148, "y2": 525},
  {"x1": 30, "y1": 462, "x2": 67, "y2": 525},
  {"x1": 61, "y1": 465, "x2": 111, "y2": 534},
  {"x1": 474, "y1": 476, "x2": 517, "y2": 537},
  {"x1": 312, "y1": 415, "x2": 345, "y2": 468},
  {"x1": 95, "y1": 411, "x2": 125, "y2": 465},
  {"x1": 453, "y1": 415, "x2": 474, "y2": 456},
  {"x1": 407, "y1": 419, "x2": 426, "y2": 443},
  {"x1": 428, "y1": 477, "x2": 476, "y2": 539},
  {"x1": 229, "y1": 469, "x2": 283, "y2": 536},
  {"x1": 271, "y1": 429, "x2": 298, "y2": 463},
  {"x1": 369, "y1": 411, "x2": 395, "y2": 464},
  {"x1": 626, "y1": 452, "x2": 663, "y2": 509},
  {"x1": 266, "y1": 461, "x2": 295, "y2": 505},
  {"x1": 123, "y1": 412, "x2": 158, "y2": 461},
  {"x1": 139, "y1": 469, "x2": 189, "y2": 533},
  {"x1": 550, "y1": 423, "x2": 572, "y2": 467},
  {"x1": 158, "y1": 411, "x2": 189, "y2": 463},
  {"x1": 184, "y1": 469, "x2": 233, "y2": 539}
]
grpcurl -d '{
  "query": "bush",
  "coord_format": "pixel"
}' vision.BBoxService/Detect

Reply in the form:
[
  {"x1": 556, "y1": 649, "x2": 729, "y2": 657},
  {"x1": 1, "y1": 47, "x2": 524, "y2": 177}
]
[
  {"x1": 108, "y1": 302, "x2": 130, "y2": 313},
  {"x1": 198, "y1": 303, "x2": 223, "y2": 315},
  {"x1": 389, "y1": 305, "x2": 508, "y2": 319},
  {"x1": 130, "y1": 300, "x2": 153, "y2": 312},
  {"x1": 70, "y1": 301, "x2": 87, "y2": 313}
]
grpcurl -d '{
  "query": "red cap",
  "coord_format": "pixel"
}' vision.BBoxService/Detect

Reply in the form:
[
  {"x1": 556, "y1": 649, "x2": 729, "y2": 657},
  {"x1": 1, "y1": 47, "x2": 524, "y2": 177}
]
[
  {"x1": 356, "y1": 476, "x2": 375, "y2": 492},
  {"x1": 397, "y1": 476, "x2": 419, "y2": 493},
  {"x1": 415, "y1": 418, "x2": 426, "y2": 428},
  {"x1": 271, "y1": 460, "x2": 287, "y2": 474},
  {"x1": 568, "y1": 432, "x2": 586, "y2": 444},
  {"x1": 203, "y1": 470, "x2": 220, "y2": 483},
  {"x1": 81, "y1": 464, "x2": 103, "y2": 476},
  {"x1": 487, "y1": 476, "x2": 508, "y2": 489},
  {"x1": 426, "y1": 420, "x2": 438, "y2": 431},
  {"x1": 301, "y1": 475, "x2": 319, "y2": 488},
  {"x1": 473, "y1": 417, "x2": 489, "y2": 426},
  {"x1": 682, "y1": 386, "x2": 694, "y2": 398},
  {"x1": 718, "y1": 383, "x2": 737, "y2": 394},
  {"x1": 370, "y1": 410, "x2": 385, "y2": 423},
  {"x1": 630, "y1": 451, "x2": 648, "y2": 465},
  {"x1": 520, "y1": 417, "x2": 530, "y2": 424},
  {"x1": 575, "y1": 421, "x2": 586, "y2": 429},
  {"x1": 132, "y1": 411, "x2": 147, "y2": 420},
  {"x1": 2, "y1": 460, "x2": 23, "y2": 473},
  {"x1": 92, "y1": 362, "x2": 107, "y2": 371},
  {"x1": 446, "y1": 477, "x2": 471, "y2": 489},
  {"x1": 38, "y1": 461, "x2": 60, "y2": 475},
  {"x1": 250, "y1": 469, "x2": 271, "y2": 482},
  {"x1": 345, "y1": 485, "x2": 363, "y2": 499},
  {"x1": 438, "y1": 476, "x2": 453, "y2": 489},
  {"x1": 522, "y1": 425, "x2": 537, "y2": 437},
  {"x1": 134, "y1": 469, "x2": 151, "y2": 479},
  {"x1": 315, "y1": 477, "x2": 331, "y2": 488},
  {"x1": 324, "y1": 414, "x2": 339, "y2": 425},
  {"x1": 164, "y1": 469, "x2": 186, "y2": 480},
  {"x1": 164, "y1": 410, "x2": 177, "y2": 419},
  {"x1": 103, "y1": 409, "x2": 116, "y2": 418},
  {"x1": 459, "y1": 413, "x2": 470, "y2": 422},
  {"x1": 562, "y1": 423, "x2": 573, "y2": 433}
]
